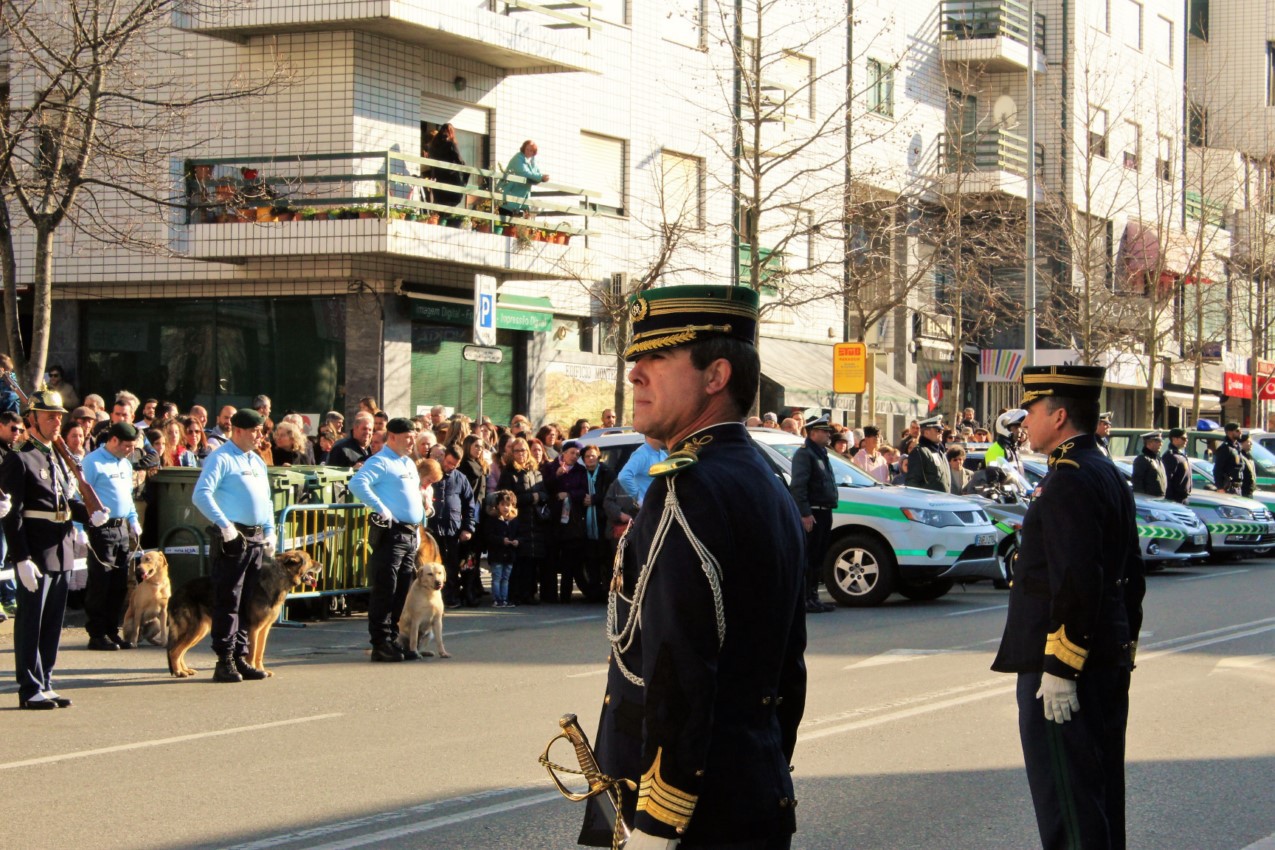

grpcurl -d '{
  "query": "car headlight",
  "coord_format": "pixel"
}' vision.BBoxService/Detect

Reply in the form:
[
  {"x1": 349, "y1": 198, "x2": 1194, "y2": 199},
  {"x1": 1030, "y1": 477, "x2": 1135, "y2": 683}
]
[
  {"x1": 901, "y1": 507, "x2": 961, "y2": 527},
  {"x1": 1137, "y1": 510, "x2": 1170, "y2": 523},
  {"x1": 1216, "y1": 506, "x2": 1254, "y2": 520}
]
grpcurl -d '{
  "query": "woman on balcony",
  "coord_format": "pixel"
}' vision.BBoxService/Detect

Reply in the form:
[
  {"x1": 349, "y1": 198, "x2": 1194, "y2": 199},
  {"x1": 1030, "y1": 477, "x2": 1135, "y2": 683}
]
[
  {"x1": 427, "y1": 123, "x2": 468, "y2": 214},
  {"x1": 498, "y1": 140, "x2": 549, "y2": 217}
]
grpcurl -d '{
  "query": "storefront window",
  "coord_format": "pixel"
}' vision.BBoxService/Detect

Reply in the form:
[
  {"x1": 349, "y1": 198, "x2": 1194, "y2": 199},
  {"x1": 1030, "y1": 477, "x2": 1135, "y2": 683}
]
[{"x1": 411, "y1": 324, "x2": 518, "y2": 423}]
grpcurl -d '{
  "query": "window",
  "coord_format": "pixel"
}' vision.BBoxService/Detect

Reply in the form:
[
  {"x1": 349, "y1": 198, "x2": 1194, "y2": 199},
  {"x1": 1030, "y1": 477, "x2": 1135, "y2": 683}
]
[
  {"x1": 1189, "y1": 0, "x2": 1209, "y2": 40},
  {"x1": 1087, "y1": 0, "x2": 1111, "y2": 32},
  {"x1": 1123, "y1": 121, "x2": 1141, "y2": 170},
  {"x1": 1088, "y1": 106, "x2": 1108, "y2": 159},
  {"x1": 1267, "y1": 43, "x2": 1275, "y2": 107},
  {"x1": 1188, "y1": 100, "x2": 1207, "y2": 147},
  {"x1": 592, "y1": 0, "x2": 628, "y2": 25},
  {"x1": 781, "y1": 207, "x2": 812, "y2": 271},
  {"x1": 867, "y1": 58, "x2": 894, "y2": 118},
  {"x1": 775, "y1": 51, "x2": 815, "y2": 120},
  {"x1": 1155, "y1": 16, "x2": 1174, "y2": 65},
  {"x1": 1156, "y1": 133, "x2": 1173, "y2": 181},
  {"x1": 661, "y1": 0, "x2": 704, "y2": 48},
  {"x1": 420, "y1": 97, "x2": 490, "y2": 195},
  {"x1": 660, "y1": 150, "x2": 703, "y2": 229},
  {"x1": 1124, "y1": 0, "x2": 1143, "y2": 50},
  {"x1": 580, "y1": 132, "x2": 626, "y2": 216}
]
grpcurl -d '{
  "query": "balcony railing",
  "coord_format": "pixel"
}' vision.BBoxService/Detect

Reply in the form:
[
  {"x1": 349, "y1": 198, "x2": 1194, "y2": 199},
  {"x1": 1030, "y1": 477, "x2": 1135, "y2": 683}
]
[
  {"x1": 940, "y1": 0, "x2": 1046, "y2": 53},
  {"x1": 1185, "y1": 190, "x2": 1226, "y2": 229},
  {"x1": 183, "y1": 151, "x2": 603, "y2": 238},
  {"x1": 938, "y1": 130, "x2": 1044, "y2": 178},
  {"x1": 494, "y1": 0, "x2": 600, "y2": 31},
  {"x1": 739, "y1": 244, "x2": 785, "y2": 290}
]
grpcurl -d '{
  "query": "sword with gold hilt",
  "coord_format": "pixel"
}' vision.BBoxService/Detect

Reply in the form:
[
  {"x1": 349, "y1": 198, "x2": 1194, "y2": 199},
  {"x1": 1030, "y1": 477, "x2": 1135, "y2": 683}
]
[{"x1": 540, "y1": 713, "x2": 634, "y2": 849}]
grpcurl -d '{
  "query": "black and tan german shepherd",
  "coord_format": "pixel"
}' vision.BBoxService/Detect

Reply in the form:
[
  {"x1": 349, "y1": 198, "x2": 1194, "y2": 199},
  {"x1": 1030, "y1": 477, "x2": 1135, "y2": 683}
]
[{"x1": 166, "y1": 550, "x2": 321, "y2": 678}]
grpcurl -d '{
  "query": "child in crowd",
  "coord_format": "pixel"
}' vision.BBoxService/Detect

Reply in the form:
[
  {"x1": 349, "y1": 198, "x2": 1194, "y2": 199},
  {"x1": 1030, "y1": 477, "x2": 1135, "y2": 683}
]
[{"x1": 485, "y1": 490, "x2": 520, "y2": 608}]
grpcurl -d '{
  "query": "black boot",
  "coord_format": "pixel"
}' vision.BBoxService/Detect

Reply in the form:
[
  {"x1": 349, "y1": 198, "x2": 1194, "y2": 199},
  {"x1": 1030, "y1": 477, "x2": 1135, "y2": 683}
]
[
  {"x1": 235, "y1": 656, "x2": 268, "y2": 680},
  {"x1": 213, "y1": 654, "x2": 243, "y2": 683}
]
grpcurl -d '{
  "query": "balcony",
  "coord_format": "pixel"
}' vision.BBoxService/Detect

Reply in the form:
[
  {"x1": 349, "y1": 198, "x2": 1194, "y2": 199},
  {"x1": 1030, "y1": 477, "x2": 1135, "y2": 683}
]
[
  {"x1": 178, "y1": 151, "x2": 602, "y2": 279},
  {"x1": 1229, "y1": 208, "x2": 1275, "y2": 271},
  {"x1": 738, "y1": 244, "x2": 785, "y2": 291},
  {"x1": 940, "y1": 0, "x2": 1046, "y2": 73},
  {"x1": 937, "y1": 130, "x2": 1044, "y2": 199},
  {"x1": 174, "y1": 0, "x2": 597, "y2": 75}
]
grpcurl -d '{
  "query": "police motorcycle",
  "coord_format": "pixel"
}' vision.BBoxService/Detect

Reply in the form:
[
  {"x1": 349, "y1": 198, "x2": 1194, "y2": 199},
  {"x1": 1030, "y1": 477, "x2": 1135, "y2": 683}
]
[{"x1": 962, "y1": 461, "x2": 1032, "y2": 589}]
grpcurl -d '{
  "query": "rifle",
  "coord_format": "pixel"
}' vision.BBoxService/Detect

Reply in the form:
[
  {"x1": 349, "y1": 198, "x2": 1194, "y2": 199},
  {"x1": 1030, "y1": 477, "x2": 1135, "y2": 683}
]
[
  {"x1": 4, "y1": 371, "x2": 108, "y2": 518},
  {"x1": 540, "y1": 713, "x2": 634, "y2": 850}
]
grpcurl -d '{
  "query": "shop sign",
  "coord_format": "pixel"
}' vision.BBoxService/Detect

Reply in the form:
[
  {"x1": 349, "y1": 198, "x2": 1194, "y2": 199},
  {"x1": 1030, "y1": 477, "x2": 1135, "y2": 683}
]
[
  {"x1": 409, "y1": 297, "x2": 553, "y2": 333},
  {"x1": 1222, "y1": 372, "x2": 1275, "y2": 400},
  {"x1": 832, "y1": 342, "x2": 867, "y2": 394}
]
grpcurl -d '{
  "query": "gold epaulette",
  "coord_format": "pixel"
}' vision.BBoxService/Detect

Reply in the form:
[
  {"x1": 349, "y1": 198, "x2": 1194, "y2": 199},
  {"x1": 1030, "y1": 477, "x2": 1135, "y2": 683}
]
[{"x1": 649, "y1": 452, "x2": 697, "y2": 478}]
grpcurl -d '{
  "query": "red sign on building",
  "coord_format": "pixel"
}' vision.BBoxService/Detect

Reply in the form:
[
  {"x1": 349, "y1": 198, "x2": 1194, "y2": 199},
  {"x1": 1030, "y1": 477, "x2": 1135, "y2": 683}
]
[{"x1": 1223, "y1": 372, "x2": 1275, "y2": 400}]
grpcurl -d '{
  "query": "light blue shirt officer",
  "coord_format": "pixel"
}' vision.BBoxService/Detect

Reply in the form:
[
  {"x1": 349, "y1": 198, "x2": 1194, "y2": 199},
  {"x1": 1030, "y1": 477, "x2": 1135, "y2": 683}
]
[
  {"x1": 349, "y1": 422, "x2": 423, "y2": 524},
  {"x1": 617, "y1": 437, "x2": 667, "y2": 505},
  {"x1": 193, "y1": 423, "x2": 274, "y2": 541},
  {"x1": 82, "y1": 442, "x2": 139, "y2": 526}
]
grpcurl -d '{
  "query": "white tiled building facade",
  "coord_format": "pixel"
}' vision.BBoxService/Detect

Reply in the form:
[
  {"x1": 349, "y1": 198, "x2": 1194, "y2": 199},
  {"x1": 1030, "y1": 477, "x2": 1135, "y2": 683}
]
[{"x1": 8, "y1": 0, "x2": 1270, "y2": 429}]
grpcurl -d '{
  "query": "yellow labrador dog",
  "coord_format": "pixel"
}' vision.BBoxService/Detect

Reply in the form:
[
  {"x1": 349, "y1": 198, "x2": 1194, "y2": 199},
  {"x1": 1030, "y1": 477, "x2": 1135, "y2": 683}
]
[
  {"x1": 397, "y1": 530, "x2": 450, "y2": 660},
  {"x1": 122, "y1": 551, "x2": 172, "y2": 648}
]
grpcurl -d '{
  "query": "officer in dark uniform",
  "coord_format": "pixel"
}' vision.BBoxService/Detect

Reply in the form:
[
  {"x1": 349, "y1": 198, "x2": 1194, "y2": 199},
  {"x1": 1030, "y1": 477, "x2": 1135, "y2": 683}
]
[
  {"x1": 1161, "y1": 428, "x2": 1193, "y2": 503},
  {"x1": 1095, "y1": 411, "x2": 1113, "y2": 458},
  {"x1": 2, "y1": 387, "x2": 103, "y2": 709},
  {"x1": 1239, "y1": 433, "x2": 1258, "y2": 498},
  {"x1": 580, "y1": 285, "x2": 807, "y2": 850},
  {"x1": 905, "y1": 414, "x2": 951, "y2": 493},
  {"x1": 1212, "y1": 422, "x2": 1246, "y2": 494},
  {"x1": 789, "y1": 416, "x2": 838, "y2": 614},
  {"x1": 1130, "y1": 431, "x2": 1167, "y2": 497},
  {"x1": 992, "y1": 365, "x2": 1145, "y2": 850}
]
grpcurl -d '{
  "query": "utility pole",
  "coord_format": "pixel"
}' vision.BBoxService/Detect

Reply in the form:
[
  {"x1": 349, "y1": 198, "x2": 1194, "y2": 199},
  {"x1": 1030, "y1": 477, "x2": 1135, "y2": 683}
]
[{"x1": 1024, "y1": 0, "x2": 1037, "y2": 367}]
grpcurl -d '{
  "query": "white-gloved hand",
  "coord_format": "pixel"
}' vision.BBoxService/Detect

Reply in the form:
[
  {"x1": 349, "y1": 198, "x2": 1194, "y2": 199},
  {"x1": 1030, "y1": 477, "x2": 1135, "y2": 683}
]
[
  {"x1": 89, "y1": 508, "x2": 111, "y2": 527},
  {"x1": 623, "y1": 831, "x2": 679, "y2": 850},
  {"x1": 0, "y1": 491, "x2": 11, "y2": 519},
  {"x1": 75, "y1": 528, "x2": 89, "y2": 548},
  {"x1": 264, "y1": 540, "x2": 277, "y2": 560},
  {"x1": 16, "y1": 559, "x2": 41, "y2": 593},
  {"x1": 1037, "y1": 672, "x2": 1080, "y2": 724},
  {"x1": 220, "y1": 524, "x2": 240, "y2": 543},
  {"x1": 130, "y1": 519, "x2": 143, "y2": 538}
]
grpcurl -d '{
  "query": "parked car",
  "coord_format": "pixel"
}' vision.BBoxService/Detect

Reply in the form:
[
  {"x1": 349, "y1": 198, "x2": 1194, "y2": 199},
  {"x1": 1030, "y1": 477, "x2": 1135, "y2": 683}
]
[
  {"x1": 589, "y1": 428, "x2": 1002, "y2": 607},
  {"x1": 1107, "y1": 428, "x2": 1275, "y2": 490},
  {"x1": 1183, "y1": 458, "x2": 1275, "y2": 555}
]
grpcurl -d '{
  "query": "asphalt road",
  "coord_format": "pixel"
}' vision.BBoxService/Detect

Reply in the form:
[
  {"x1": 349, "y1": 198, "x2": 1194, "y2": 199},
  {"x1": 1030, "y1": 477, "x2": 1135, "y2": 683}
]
[{"x1": 2, "y1": 559, "x2": 1273, "y2": 850}]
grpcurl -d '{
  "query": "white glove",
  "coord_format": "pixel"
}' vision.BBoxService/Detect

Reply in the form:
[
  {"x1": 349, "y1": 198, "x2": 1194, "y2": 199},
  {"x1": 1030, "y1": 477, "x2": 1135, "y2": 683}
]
[
  {"x1": 264, "y1": 540, "x2": 277, "y2": 559},
  {"x1": 369, "y1": 512, "x2": 391, "y2": 528},
  {"x1": 75, "y1": 528, "x2": 89, "y2": 547},
  {"x1": 220, "y1": 524, "x2": 240, "y2": 543},
  {"x1": 90, "y1": 508, "x2": 111, "y2": 527},
  {"x1": 16, "y1": 559, "x2": 41, "y2": 593},
  {"x1": 130, "y1": 519, "x2": 143, "y2": 538},
  {"x1": 624, "y1": 831, "x2": 679, "y2": 850},
  {"x1": 1037, "y1": 672, "x2": 1081, "y2": 724},
  {"x1": 0, "y1": 491, "x2": 11, "y2": 519}
]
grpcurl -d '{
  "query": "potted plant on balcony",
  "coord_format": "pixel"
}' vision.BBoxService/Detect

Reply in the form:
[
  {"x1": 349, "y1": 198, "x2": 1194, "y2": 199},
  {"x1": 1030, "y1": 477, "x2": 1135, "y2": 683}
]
[{"x1": 298, "y1": 207, "x2": 319, "y2": 221}]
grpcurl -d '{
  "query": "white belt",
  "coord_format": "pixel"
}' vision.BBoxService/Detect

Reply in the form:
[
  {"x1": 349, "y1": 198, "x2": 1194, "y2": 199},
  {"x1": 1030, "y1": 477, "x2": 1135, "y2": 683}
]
[{"x1": 23, "y1": 509, "x2": 72, "y2": 522}]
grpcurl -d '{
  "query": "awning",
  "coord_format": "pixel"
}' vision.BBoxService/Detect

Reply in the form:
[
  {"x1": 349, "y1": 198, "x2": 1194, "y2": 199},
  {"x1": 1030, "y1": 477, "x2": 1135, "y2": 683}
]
[
  {"x1": 1163, "y1": 390, "x2": 1221, "y2": 408},
  {"x1": 760, "y1": 337, "x2": 927, "y2": 416},
  {"x1": 1117, "y1": 220, "x2": 1211, "y2": 291}
]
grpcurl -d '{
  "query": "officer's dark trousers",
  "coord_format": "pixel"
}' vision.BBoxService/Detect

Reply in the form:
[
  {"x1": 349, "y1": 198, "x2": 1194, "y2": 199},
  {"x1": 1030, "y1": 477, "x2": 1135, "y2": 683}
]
[
  {"x1": 1017, "y1": 669, "x2": 1131, "y2": 850},
  {"x1": 210, "y1": 531, "x2": 265, "y2": 658},
  {"x1": 14, "y1": 567, "x2": 68, "y2": 702},
  {"x1": 84, "y1": 523, "x2": 130, "y2": 639},
  {"x1": 805, "y1": 507, "x2": 832, "y2": 599},
  {"x1": 367, "y1": 525, "x2": 417, "y2": 647}
]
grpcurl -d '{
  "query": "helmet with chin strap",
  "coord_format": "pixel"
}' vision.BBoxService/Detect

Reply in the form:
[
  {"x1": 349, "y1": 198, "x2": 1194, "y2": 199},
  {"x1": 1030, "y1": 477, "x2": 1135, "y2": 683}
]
[
  {"x1": 25, "y1": 385, "x2": 67, "y2": 414},
  {"x1": 995, "y1": 409, "x2": 1026, "y2": 439}
]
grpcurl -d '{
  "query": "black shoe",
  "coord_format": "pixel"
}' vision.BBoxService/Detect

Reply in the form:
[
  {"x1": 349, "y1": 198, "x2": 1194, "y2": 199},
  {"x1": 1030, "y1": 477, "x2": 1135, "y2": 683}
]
[
  {"x1": 401, "y1": 648, "x2": 421, "y2": 661},
  {"x1": 213, "y1": 656, "x2": 243, "y2": 683},
  {"x1": 235, "y1": 657, "x2": 268, "y2": 680},
  {"x1": 87, "y1": 635, "x2": 119, "y2": 651},
  {"x1": 371, "y1": 643, "x2": 404, "y2": 663},
  {"x1": 44, "y1": 693, "x2": 73, "y2": 708},
  {"x1": 805, "y1": 599, "x2": 831, "y2": 614},
  {"x1": 107, "y1": 632, "x2": 126, "y2": 647},
  {"x1": 19, "y1": 696, "x2": 57, "y2": 710},
  {"x1": 117, "y1": 639, "x2": 137, "y2": 650}
]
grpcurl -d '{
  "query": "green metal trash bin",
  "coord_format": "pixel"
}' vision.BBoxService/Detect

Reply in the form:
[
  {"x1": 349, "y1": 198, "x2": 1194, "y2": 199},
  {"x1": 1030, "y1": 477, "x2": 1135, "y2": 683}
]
[
  {"x1": 268, "y1": 468, "x2": 308, "y2": 517},
  {"x1": 287, "y1": 465, "x2": 355, "y2": 505},
  {"x1": 150, "y1": 468, "x2": 210, "y2": 590}
]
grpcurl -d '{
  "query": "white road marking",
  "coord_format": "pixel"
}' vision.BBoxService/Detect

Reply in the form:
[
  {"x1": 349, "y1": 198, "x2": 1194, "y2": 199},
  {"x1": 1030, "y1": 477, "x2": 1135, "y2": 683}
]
[
  {"x1": 1177, "y1": 568, "x2": 1250, "y2": 582},
  {"x1": 945, "y1": 604, "x2": 1009, "y2": 617},
  {"x1": 0, "y1": 713, "x2": 342, "y2": 772},
  {"x1": 1213, "y1": 655, "x2": 1272, "y2": 669},
  {"x1": 843, "y1": 648, "x2": 959, "y2": 670},
  {"x1": 1242, "y1": 831, "x2": 1275, "y2": 850}
]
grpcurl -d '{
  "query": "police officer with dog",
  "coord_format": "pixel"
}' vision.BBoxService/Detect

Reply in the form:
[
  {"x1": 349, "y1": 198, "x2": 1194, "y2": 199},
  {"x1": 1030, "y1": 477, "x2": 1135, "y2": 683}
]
[
  {"x1": 81, "y1": 421, "x2": 144, "y2": 650},
  {"x1": 192, "y1": 408, "x2": 276, "y2": 683},
  {"x1": 580, "y1": 285, "x2": 807, "y2": 849},
  {"x1": 992, "y1": 365, "x2": 1145, "y2": 850},
  {"x1": 790, "y1": 415, "x2": 837, "y2": 614},
  {"x1": 349, "y1": 417, "x2": 424, "y2": 662},
  {"x1": 2, "y1": 386, "x2": 102, "y2": 709}
]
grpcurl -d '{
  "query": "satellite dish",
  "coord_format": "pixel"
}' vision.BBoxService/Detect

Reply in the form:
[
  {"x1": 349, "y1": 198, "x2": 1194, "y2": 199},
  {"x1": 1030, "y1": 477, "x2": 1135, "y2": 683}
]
[{"x1": 993, "y1": 95, "x2": 1019, "y2": 129}]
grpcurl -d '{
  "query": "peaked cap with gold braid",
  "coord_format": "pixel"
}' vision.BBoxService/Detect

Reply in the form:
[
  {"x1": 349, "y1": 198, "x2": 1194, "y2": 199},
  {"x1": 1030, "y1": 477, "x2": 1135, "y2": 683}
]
[
  {"x1": 1020, "y1": 365, "x2": 1106, "y2": 407},
  {"x1": 624, "y1": 285, "x2": 759, "y2": 362}
]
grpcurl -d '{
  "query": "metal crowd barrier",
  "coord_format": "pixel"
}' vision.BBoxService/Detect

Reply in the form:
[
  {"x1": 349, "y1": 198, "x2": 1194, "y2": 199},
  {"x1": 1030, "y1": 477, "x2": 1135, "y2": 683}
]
[{"x1": 275, "y1": 502, "x2": 372, "y2": 626}]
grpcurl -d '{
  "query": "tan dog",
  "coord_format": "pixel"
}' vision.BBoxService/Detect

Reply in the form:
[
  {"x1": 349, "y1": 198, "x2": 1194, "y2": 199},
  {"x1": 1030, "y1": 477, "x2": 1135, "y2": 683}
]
[
  {"x1": 397, "y1": 530, "x2": 450, "y2": 659},
  {"x1": 122, "y1": 551, "x2": 172, "y2": 648}
]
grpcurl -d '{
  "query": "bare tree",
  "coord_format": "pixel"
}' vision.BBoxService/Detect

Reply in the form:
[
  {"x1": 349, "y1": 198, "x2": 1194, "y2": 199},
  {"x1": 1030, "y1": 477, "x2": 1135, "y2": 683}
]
[{"x1": 0, "y1": 0, "x2": 288, "y2": 387}]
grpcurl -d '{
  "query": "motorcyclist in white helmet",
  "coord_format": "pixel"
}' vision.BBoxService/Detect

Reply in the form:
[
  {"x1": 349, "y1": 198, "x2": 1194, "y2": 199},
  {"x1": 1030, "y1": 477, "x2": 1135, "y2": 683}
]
[{"x1": 985, "y1": 409, "x2": 1026, "y2": 475}]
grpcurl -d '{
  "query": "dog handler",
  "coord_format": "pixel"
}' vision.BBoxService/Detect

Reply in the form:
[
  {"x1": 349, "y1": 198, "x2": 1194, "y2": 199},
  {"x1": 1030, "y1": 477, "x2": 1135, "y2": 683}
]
[
  {"x1": 2, "y1": 386, "x2": 105, "y2": 709},
  {"x1": 349, "y1": 417, "x2": 423, "y2": 662},
  {"x1": 580, "y1": 286, "x2": 807, "y2": 849},
  {"x1": 81, "y1": 421, "x2": 143, "y2": 651},
  {"x1": 992, "y1": 365, "x2": 1145, "y2": 849},
  {"x1": 193, "y1": 408, "x2": 276, "y2": 683}
]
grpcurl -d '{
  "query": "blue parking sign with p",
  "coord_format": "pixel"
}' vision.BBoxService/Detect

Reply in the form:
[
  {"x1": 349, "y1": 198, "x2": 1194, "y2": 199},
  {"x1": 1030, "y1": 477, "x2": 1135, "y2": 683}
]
[{"x1": 474, "y1": 274, "x2": 497, "y2": 345}]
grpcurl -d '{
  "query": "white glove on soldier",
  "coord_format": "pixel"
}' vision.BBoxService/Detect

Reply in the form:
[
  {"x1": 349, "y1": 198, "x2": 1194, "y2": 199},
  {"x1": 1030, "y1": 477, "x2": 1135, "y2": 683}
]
[
  {"x1": 0, "y1": 491, "x2": 11, "y2": 519},
  {"x1": 75, "y1": 528, "x2": 89, "y2": 548},
  {"x1": 1037, "y1": 672, "x2": 1080, "y2": 724},
  {"x1": 130, "y1": 519, "x2": 143, "y2": 538},
  {"x1": 16, "y1": 559, "x2": 41, "y2": 593},
  {"x1": 264, "y1": 540, "x2": 277, "y2": 559},
  {"x1": 624, "y1": 831, "x2": 680, "y2": 850},
  {"x1": 220, "y1": 524, "x2": 240, "y2": 543},
  {"x1": 89, "y1": 508, "x2": 111, "y2": 527}
]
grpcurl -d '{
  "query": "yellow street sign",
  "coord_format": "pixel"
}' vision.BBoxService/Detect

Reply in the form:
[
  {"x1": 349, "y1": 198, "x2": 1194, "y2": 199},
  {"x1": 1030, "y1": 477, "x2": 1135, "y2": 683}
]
[{"x1": 833, "y1": 342, "x2": 868, "y2": 394}]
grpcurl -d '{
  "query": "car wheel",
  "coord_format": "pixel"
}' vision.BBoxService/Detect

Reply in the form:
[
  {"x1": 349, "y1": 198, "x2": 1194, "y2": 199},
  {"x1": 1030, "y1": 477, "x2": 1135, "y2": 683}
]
[
  {"x1": 896, "y1": 577, "x2": 954, "y2": 601},
  {"x1": 823, "y1": 534, "x2": 896, "y2": 607},
  {"x1": 993, "y1": 540, "x2": 1018, "y2": 590}
]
